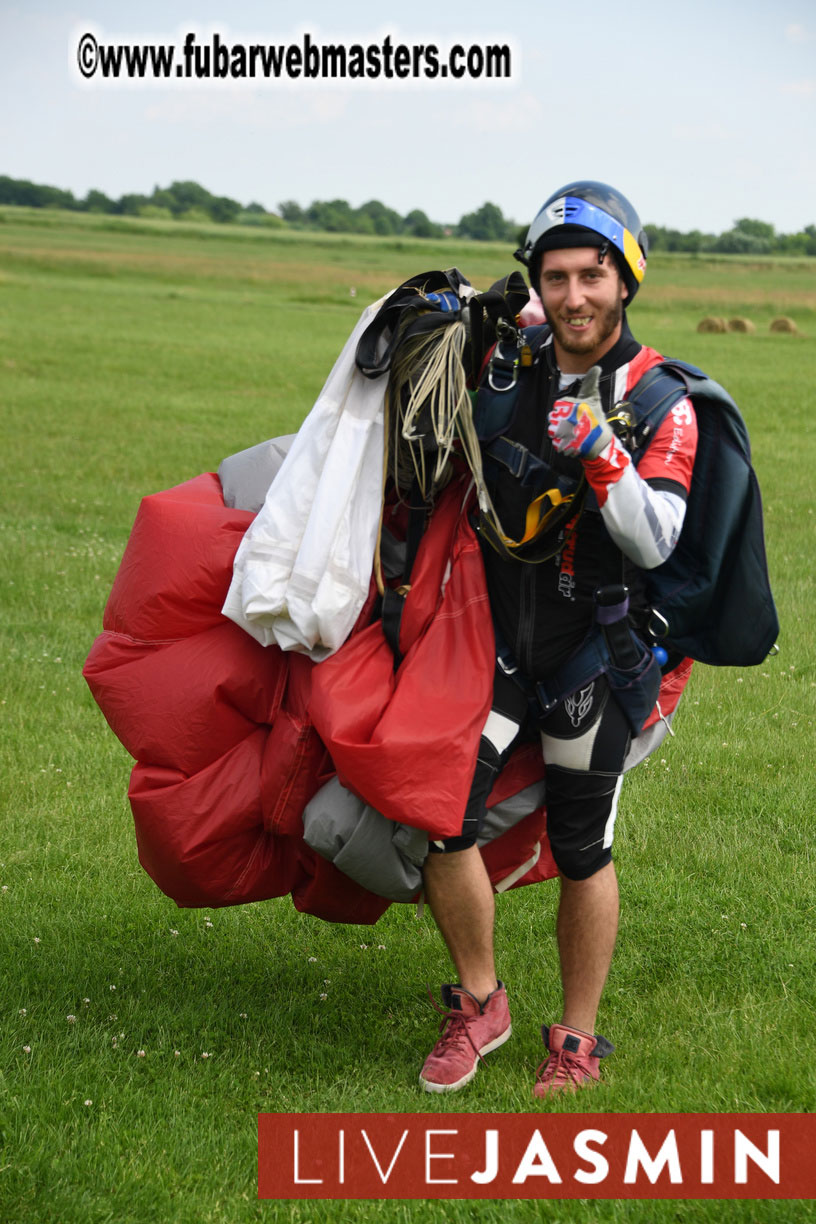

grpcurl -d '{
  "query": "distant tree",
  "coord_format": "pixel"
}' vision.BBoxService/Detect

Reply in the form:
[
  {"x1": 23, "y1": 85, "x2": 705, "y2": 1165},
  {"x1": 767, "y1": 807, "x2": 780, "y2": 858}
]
[
  {"x1": 165, "y1": 180, "x2": 213, "y2": 216},
  {"x1": 115, "y1": 193, "x2": 150, "y2": 216},
  {"x1": 0, "y1": 177, "x2": 77, "y2": 209},
  {"x1": 243, "y1": 201, "x2": 267, "y2": 215},
  {"x1": 278, "y1": 200, "x2": 305, "y2": 224},
  {"x1": 714, "y1": 229, "x2": 772, "y2": 255},
  {"x1": 150, "y1": 187, "x2": 177, "y2": 213},
  {"x1": 357, "y1": 199, "x2": 402, "y2": 236},
  {"x1": 776, "y1": 230, "x2": 809, "y2": 255},
  {"x1": 404, "y1": 208, "x2": 443, "y2": 238},
  {"x1": 306, "y1": 199, "x2": 355, "y2": 232},
  {"x1": 209, "y1": 195, "x2": 241, "y2": 223},
  {"x1": 82, "y1": 189, "x2": 114, "y2": 213},
  {"x1": 733, "y1": 217, "x2": 776, "y2": 241},
  {"x1": 644, "y1": 224, "x2": 714, "y2": 253},
  {"x1": 353, "y1": 212, "x2": 376, "y2": 235},
  {"x1": 42, "y1": 183, "x2": 78, "y2": 210},
  {"x1": 457, "y1": 202, "x2": 510, "y2": 242},
  {"x1": 644, "y1": 223, "x2": 663, "y2": 250}
]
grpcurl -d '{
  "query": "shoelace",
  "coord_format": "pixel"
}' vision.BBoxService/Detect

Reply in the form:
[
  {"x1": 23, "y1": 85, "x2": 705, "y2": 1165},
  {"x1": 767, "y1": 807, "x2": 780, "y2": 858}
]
[
  {"x1": 427, "y1": 989, "x2": 485, "y2": 1065},
  {"x1": 535, "y1": 1048, "x2": 590, "y2": 1090}
]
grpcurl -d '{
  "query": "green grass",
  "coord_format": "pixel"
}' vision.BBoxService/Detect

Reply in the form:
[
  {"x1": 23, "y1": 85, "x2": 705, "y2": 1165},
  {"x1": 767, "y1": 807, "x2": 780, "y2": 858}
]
[{"x1": 1, "y1": 209, "x2": 815, "y2": 1223}]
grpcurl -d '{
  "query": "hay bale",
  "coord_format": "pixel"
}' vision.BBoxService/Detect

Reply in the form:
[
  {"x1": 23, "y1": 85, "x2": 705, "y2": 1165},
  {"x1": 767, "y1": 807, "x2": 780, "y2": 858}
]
[
  {"x1": 726, "y1": 317, "x2": 756, "y2": 333},
  {"x1": 697, "y1": 316, "x2": 727, "y2": 334},
  {"x1": 770, "y1": 316, "x2": 799, "y2": 334}
]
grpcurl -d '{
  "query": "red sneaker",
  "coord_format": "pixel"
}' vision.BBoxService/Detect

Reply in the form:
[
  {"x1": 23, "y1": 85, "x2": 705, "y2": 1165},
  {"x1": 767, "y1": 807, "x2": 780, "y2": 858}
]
[
  {"x1": 533, "y1": 1023, "x2": 614, "y2": 1097},
  {"x1": 419, "y1": 983, "x2": 511, "y2": 1093}
]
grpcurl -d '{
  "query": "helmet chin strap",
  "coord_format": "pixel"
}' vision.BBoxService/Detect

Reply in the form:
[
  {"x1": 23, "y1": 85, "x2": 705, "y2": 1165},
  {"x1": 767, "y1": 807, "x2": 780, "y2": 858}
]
[{"x1": 597, "y1": 240, "x2": 610, "y2": 264}]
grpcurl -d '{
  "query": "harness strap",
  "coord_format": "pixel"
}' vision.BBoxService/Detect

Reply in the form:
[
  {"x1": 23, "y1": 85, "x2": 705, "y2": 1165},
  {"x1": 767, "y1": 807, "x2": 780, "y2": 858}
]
[
  {"x1": 466, "y1": 272, "x2": 530, "y2": 386},
  {"x1": 495, "y1": 580, "x2": 657, "y2": 734},
  {"x1": 380, "y1": 479, "x2": 429, "y2": 669},
  {"x1": 485, "y1": 436, "x2": 574, "y2": 491},
  {"x1": 356, "y1": 269, "x2": 471, "y2": 380},
  {"x1": 619, "y1": 363, "x2": 692, "y2": 455}
]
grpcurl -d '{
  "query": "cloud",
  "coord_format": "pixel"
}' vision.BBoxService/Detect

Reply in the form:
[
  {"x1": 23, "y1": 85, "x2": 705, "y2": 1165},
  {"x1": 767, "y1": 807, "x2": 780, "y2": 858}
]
[
  {"x1": 784, "y1": 23, "x2": 809, "y2": 44},
  {"x1": 780, "y1": 79, "x2": 816, "y2": 98}
]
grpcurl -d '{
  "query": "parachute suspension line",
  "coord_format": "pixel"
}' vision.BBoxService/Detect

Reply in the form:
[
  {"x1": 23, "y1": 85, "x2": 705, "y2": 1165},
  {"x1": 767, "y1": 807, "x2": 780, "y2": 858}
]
[
  {"x1": 384, "y1": 311, "x2": 519, "y2": 554},
  {"x1": 388, "y1": 319, "x2": 469, "y2": 500}
]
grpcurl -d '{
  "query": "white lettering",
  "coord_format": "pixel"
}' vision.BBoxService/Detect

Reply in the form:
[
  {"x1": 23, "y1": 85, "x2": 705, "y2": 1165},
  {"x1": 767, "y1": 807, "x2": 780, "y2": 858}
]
[
  {"x1": 471, "y1": 1129, "x2": 498, "y2": 1184},
  {"x1": 293, "y1": 1129, "x2": 322, "y2": 1184},
  {"x1": 511, "y1": 1131, "x2": 563, "y2": 1184},
  {"x1": 624, "y1": 1129, "x2": 683, "y2": 1184},
  {"x1": 700, "y1": 1129, "x2": 714, "y2": 1184},
  {"x1": 361, "y1": 1129, "x2": 409, "y2": 1184},
  {"x1": 339, "y1": 1128, "x2": 344, "y2": 1185},
  {"x1": 734, "y1": 1130, "x2": 780, "y2": 1184},
  {"x1": 425, "y1": 1129, "x2": 458, "y2": 1185},
  {"x1": 573, "y1": 1129, "x2": 609, "y2": 1184}
]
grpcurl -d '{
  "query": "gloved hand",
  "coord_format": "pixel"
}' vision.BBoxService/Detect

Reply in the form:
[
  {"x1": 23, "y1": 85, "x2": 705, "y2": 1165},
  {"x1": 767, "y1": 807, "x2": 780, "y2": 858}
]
[{"x1": 547, "y1": 365, "x2": 613, "y2": 460}]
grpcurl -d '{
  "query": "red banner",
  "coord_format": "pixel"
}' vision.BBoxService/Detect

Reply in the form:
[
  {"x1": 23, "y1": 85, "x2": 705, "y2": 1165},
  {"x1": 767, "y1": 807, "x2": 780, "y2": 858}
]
[{"x1": 258, "y1": 1113, "x2": 816, "y2": 1200}]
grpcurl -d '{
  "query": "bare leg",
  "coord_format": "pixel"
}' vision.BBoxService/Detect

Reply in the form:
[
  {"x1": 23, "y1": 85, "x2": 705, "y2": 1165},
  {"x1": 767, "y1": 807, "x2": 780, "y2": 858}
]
[
  {"x1": 557, "y1": 860, "x2": 619, "y2": 1033},
  {"x1": 422, "y1": 845, "x2": 498, "y2": 1003}
]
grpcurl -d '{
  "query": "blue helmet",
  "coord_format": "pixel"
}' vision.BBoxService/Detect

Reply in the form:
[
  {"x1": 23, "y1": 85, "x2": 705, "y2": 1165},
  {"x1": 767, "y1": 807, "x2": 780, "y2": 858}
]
[{"x1": 518, "y1": 180, "x2": 648, "y2": 300}]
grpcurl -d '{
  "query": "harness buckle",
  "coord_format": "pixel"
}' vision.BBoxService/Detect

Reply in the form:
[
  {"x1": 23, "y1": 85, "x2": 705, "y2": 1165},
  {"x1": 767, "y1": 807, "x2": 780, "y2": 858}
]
[
  {"x1": 508, "y1": 441, "x2": 529, "y2": 482},
  {"x1": 496, "y1": 651, "x2": 519, "y2": 677},
  {"x1": 487, "y1": 319, "x2": 523, "y2": 392}
]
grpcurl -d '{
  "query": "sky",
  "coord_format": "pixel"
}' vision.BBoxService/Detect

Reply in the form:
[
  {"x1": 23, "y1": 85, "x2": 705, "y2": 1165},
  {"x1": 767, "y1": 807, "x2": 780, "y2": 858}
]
[{"x1": 1, "y1": 0, "x2": 815, "y2": 235}]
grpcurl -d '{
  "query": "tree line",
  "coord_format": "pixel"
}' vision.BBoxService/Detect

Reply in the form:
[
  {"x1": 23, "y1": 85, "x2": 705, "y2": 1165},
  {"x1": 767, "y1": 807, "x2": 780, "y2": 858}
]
[
  {"x1": 644, "y1": 217, "x2": 816, "y2": 257},
  {"x1": 1, "y1": 175, "x2": 814, "y2": 254}
]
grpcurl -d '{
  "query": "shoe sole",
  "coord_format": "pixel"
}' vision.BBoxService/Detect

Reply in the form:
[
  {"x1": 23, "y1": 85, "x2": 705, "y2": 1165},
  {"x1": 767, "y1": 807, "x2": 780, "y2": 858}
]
[{"x1": 419, "y1": 1024, "x2": 512, "y2": 1093}]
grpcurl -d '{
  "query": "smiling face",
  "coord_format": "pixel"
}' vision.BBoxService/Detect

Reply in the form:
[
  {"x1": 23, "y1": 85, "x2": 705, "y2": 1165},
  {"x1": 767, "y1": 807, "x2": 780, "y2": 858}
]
[{"x1": 538, "y1": 246, "x2": 629, "y2": 373}]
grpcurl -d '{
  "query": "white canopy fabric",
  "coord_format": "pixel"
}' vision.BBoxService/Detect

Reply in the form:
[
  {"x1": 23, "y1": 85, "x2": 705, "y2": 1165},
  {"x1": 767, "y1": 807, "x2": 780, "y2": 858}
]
[{"x1": 222, "y1": 296, "x2": 388, "y2": 660}]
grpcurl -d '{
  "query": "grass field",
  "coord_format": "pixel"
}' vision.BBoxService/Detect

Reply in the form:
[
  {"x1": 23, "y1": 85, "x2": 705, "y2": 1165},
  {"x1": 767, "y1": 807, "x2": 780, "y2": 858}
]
[{"x1": 1, "y1": 207, "x2": 815, "y2": 1224}]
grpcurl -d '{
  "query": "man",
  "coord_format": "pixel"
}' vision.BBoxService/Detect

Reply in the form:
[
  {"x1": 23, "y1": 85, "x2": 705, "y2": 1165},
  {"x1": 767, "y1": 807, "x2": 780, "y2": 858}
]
[{"x1": 418, "y1": 181, "x2": 698, "y2": 1096}]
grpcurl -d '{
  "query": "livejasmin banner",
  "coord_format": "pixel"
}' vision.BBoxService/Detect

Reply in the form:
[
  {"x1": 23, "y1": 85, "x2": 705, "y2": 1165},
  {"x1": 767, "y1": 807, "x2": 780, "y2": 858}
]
[{"x1": 258, "y1": 1113, "x2": 816, "y2": 1200}]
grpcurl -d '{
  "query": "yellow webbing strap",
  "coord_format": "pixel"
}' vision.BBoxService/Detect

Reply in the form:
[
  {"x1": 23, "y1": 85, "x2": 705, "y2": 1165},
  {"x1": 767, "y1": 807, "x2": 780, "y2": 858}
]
[{"x1": 499, "y1": 486, "x2": 573, "y2": 549}]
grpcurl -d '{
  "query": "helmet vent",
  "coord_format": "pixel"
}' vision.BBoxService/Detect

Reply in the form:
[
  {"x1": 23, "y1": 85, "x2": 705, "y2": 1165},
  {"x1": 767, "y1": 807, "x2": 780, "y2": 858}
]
[{"x1": 548, "y1": 197, "x2": 581, "y2": 222}]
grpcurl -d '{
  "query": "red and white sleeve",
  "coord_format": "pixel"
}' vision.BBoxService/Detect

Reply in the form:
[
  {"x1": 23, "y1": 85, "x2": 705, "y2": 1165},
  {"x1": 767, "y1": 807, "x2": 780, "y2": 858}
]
[{"x1": 582, "y1": 399, "x2": 698, "y2": 570}]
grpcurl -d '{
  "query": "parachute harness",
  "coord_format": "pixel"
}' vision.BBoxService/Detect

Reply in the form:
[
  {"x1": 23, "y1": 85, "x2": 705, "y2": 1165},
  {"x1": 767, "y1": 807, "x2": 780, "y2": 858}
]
[{"x1": 357, "y1": 269, "x2": 577, "y2": 599}]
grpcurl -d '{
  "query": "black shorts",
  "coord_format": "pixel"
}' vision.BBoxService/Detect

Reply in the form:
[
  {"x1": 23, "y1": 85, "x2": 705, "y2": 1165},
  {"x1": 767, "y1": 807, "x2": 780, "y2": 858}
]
[{"x1": 431, "y1": 663, "x2": 631, "y2": 878}]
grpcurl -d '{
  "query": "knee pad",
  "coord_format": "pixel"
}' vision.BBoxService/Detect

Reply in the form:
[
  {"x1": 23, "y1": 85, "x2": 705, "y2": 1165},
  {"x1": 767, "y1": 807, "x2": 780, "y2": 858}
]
[
  {"x1": 548, "y1": 835, "x2": 613, "y2": 881},
  {"x1": 544, "y1": 765, "x2": 622, "y2": 881}
]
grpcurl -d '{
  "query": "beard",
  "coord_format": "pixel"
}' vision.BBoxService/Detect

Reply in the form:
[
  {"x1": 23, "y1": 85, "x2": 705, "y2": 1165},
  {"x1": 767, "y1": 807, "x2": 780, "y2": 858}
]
[{"x1": 549, "y1": 293, "x2": 625, "y2": 357}]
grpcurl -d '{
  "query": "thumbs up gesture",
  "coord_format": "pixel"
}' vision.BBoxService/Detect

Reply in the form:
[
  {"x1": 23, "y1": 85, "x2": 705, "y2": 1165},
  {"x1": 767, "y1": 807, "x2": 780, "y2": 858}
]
[{"x1": 547, "y1": 366, "x2": 613, "y2": 460}]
